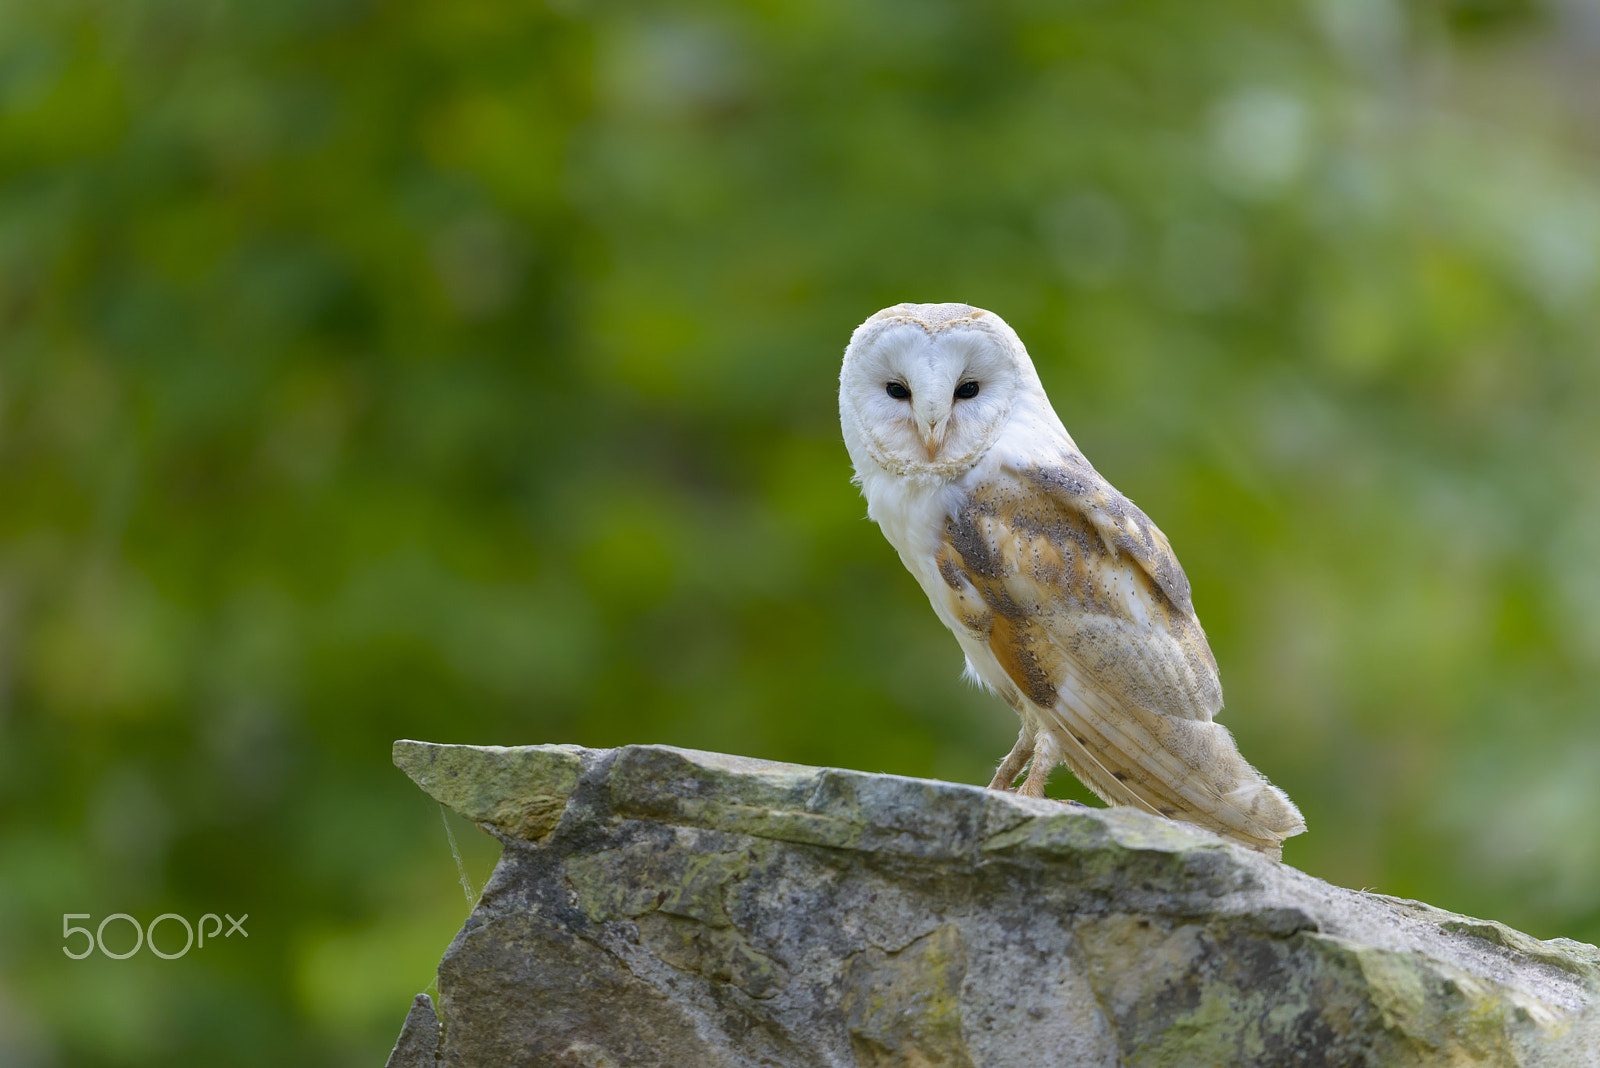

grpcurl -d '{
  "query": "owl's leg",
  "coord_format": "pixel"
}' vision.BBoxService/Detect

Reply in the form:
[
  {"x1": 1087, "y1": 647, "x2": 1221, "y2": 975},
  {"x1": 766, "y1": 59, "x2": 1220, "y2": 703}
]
[
  {"x1": 986, "y1": 727, "x2": 1034, "y2": 791},
  {"x1": 1015, "y1": 730, "x2": 1062, "y2": 799}
]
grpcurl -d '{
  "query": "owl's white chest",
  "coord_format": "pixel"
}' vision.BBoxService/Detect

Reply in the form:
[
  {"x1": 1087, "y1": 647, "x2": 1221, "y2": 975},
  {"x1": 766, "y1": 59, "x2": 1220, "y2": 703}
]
[
  {"x1": 857, "y1": 466, "x2": 958, "y2": 588},
  {"x1": 854, "y1": 455, "x2": 1004, "y2": 666},
  {"x1": 853, "y1": 427, "x2": 1029, "y2": 590},
  {"x1": 851, "y1": 435, "x2": 1053, "y2": 717}
]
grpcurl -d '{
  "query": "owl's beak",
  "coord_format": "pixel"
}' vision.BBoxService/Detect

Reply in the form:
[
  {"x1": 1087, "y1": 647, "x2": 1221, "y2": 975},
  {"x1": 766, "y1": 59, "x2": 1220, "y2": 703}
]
[{"x1": 919, "y1": 415, "x2": 950, "y2": 459}]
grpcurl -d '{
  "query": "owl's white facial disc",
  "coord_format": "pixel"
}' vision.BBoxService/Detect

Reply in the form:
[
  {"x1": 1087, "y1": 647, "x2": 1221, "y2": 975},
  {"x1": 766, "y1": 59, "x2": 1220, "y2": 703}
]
[{"x1": 840, "y1": 303, "x2": 1030, "y2": 480}]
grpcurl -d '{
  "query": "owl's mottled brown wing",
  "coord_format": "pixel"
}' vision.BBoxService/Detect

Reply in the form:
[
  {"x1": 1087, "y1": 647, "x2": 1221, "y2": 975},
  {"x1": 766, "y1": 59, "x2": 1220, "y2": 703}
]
[
  {"x1": 935, "y1": 452, "x2": 1305, "y2": 852},
  {"x1": 937, "y1": 452, "x2": 1221, "y2": 721}
]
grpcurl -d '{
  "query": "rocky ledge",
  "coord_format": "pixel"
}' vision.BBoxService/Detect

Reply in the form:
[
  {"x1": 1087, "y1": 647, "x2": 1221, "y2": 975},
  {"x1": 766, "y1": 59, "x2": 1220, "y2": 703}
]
[{"x1": 385, "y1": 741, "x2": 1600, "y2": 1067}]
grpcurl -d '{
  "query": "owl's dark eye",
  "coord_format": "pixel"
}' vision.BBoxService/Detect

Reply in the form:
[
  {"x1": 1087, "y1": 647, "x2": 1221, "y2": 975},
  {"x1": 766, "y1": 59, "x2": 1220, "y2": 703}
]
[
  {"x1": 954, "y1": 380, "x2": 980, "y2": 400},
  {"x1": 886, "y1": 382, "x2": 911, "y2": 400}
]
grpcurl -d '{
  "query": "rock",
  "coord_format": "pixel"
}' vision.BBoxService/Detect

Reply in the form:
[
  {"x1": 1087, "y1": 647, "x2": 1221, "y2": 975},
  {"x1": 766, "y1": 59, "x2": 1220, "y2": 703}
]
[
  {"x1": 388, "y1": 740, "x2": 1600, "y2": 1067},
  {"x1": 384, "y1": 993, "x2": 439, "y2": 1068}
]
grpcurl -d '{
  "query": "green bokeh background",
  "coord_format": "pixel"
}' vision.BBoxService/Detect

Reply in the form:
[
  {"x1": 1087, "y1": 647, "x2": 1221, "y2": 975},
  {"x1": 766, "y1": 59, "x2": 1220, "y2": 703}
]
[{"x1": 4, "y1": 0, "x2": 1600, "y2": 1063}]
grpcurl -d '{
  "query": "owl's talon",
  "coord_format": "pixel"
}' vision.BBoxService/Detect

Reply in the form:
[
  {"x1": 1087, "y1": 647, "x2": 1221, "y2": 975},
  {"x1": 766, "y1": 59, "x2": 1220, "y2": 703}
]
[
  {"x1": 987, "y1": 728, "x2": 1034, "y2": 791},
  {"x1": 1013, "y1": 731, "x2": 1061, "y2": 799}
]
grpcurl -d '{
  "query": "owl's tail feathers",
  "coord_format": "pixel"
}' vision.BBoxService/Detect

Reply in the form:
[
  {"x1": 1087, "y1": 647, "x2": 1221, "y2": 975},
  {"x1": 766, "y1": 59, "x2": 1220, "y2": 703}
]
[{"x1": 1044, "y1": 704, "x2": 1306, "y2": 859}]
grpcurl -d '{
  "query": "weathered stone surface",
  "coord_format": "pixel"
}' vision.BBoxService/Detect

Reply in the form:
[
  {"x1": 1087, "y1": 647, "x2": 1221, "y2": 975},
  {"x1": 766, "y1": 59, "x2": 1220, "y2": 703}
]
[
  {"x1": 394, "y1": 739, "x2": 586, "y2": 843},
  {"x1": 388, "y1": 740, "x2": 1600, "y2": 1067},
  {"x1": 384, "y1": 993, "x2": 439, "y2": 1068}
]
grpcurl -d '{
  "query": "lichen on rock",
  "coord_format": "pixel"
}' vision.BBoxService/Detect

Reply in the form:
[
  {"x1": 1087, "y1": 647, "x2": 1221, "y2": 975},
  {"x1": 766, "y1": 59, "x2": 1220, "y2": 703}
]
[{"x1": 387, "y1": 740, "x2": 1600, "y2": 1068}]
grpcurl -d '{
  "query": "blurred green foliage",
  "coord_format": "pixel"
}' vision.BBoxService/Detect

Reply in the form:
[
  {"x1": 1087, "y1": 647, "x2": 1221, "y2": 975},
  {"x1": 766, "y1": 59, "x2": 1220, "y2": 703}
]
[{"x1": 3, "y1": 0, "x2": 1600, "y2": 1063}]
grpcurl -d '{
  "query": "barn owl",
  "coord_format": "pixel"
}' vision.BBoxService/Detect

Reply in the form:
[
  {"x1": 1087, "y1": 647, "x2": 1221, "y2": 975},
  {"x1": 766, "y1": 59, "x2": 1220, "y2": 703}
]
[{"x1": 839, "y1": 303, "x2": 1305, "y2": 857}]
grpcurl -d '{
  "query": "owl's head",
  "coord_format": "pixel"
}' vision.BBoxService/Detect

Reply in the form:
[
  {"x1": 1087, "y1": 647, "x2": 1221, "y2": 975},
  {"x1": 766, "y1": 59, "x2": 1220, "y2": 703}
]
[{"x1": 839, "y1": 303, "x2": 1051, "y2": 481}]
